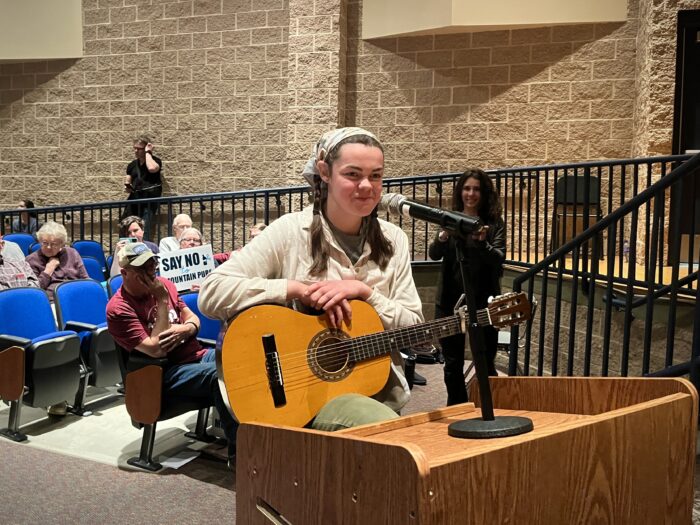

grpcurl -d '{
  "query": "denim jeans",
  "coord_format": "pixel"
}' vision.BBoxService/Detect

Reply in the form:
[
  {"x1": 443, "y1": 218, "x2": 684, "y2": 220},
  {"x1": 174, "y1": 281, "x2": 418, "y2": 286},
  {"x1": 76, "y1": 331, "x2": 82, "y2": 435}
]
[
  {"x1": 162, "y1": 348, "x2": 238, "y2": 454},
  {"x1": 310, "y1": 393, "x2": 399, "y2": 432}
]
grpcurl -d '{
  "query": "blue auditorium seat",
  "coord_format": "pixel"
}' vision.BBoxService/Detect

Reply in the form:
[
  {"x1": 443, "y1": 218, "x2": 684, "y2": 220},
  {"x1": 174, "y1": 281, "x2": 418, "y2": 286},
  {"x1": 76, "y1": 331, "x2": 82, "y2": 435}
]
[
  {"x1": 72, "y1": 240, "x2": 108, "y2": 273},
  {"x1": 179, "y1": 291, "x2": 223, "y2": 348},
  {"x1": 3, "y1": 233, "x2": 34, "y2": 256},
  {"x1": 81, "y1": 256, "x2": 106, "y2": 282},
  {"x1": 0, "y1": 288, "x2": 81, "y2": 442},
  {"x1": 107, "y1": 274, "x2": 123, "y2": 296}
]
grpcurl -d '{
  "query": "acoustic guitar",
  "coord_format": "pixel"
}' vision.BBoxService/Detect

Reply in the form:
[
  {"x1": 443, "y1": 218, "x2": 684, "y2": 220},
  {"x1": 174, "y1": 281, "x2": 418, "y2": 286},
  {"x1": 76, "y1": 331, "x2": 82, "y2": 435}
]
[{"x1": 218, "y1": 292, "x2": 531, "y2": 427}]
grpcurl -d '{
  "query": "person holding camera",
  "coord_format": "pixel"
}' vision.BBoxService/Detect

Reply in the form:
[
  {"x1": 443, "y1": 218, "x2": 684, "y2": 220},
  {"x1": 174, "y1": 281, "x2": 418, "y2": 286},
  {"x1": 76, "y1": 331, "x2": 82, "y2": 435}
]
[{"x1": 121, "y1": 135, "x2": 163, "y2": 237}]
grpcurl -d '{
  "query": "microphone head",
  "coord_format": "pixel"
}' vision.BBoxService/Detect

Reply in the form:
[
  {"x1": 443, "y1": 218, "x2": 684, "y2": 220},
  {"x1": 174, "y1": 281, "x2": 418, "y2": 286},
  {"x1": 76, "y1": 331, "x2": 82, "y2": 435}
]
[{"x1": 379, "y1": 193, "x2": 405, "y2": 215}]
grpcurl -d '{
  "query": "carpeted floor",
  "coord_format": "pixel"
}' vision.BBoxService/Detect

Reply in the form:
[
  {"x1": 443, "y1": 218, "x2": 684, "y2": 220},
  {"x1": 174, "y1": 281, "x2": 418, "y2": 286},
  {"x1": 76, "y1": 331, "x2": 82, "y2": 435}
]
[{"x1": 2, "y1": 363, "x2": 699, "y2": 524}]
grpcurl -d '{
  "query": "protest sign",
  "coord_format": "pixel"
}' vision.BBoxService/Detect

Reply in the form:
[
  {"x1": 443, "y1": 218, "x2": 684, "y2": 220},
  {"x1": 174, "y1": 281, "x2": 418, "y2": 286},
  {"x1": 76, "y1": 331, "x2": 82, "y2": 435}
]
[{"x1": 158, "y1": 244, "x2": 215, "y2": 291}]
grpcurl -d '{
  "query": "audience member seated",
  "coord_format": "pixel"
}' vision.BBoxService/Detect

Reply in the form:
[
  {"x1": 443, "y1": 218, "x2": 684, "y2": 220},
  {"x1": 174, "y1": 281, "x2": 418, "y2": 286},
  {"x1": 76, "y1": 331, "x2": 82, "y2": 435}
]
[
  {"x1": 24, "y1": 221, "x2": 88, "y2": 416},
  {"x1": 105, "y1": 242, "x2": 238, "y2": 462},
  {"x1": 178, "y1": 227, "x2": 230, "y2": 266},
  {"x1": 109, "y1": 215, "x2": 159, "y2": 277},
  {"x1": 0, "y1": 233, "x2": 26, "y2": 262},
  {"x1": 26, "y1": 221, "x2": 88, "y2": 302},
  {"x1": 0, "y1": 236, "x2": 39, "y2": 290},
  {"x1": 12, "y1": 199, "x2": 39, "y2": 237},
  {"x1": 159, "y1": 214, "x2": 193, "y2": 253}
]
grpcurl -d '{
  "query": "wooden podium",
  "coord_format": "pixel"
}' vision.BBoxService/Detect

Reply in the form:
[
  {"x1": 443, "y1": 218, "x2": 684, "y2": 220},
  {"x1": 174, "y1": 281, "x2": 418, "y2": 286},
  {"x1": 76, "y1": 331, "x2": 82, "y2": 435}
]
[{"x1": 236, "y1": 377, "x2": 697, "y2": 524}]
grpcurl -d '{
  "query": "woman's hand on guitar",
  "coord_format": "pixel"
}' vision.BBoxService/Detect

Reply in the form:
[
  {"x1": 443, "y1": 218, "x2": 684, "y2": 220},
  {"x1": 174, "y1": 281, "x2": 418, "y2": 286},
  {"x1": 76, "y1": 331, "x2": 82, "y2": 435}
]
[{"x1": 301, "y1": 280, "x2": 372, "y2": 328}]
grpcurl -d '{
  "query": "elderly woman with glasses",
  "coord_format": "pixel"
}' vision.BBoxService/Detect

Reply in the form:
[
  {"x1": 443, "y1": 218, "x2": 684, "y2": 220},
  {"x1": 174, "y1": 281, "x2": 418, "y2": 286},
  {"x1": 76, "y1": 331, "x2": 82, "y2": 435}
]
[
  {"x1": 26, "y1": 221, "x2": 88, "y2": 302},
  {"x1": 178, "y1": 227, "x2": 231, "y2": 266}
]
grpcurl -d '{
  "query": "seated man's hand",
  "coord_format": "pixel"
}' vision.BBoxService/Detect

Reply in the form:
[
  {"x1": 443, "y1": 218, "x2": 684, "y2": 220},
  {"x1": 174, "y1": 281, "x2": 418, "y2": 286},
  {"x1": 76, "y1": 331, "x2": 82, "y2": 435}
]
[{"x1": 158, "y1": 323, "x2": 191, "y2": 353}]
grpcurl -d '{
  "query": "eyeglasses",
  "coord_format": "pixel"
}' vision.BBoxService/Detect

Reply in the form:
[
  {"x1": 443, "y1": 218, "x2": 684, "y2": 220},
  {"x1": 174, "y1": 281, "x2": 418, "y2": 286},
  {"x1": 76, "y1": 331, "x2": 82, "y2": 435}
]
[
  {"x1": 41, "y1": 241, "x2": 63, "y2": 248},
  {"x1": 181, "y1": 238, "x2": 202, "y2": 245}
]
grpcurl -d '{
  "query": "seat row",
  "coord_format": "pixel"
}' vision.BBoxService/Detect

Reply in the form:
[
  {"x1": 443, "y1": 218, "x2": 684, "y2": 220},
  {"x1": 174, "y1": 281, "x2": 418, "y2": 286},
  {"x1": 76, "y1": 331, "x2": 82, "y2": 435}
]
[{"x1": 0, "y1": 281, "x2": 222, "y2": 471}]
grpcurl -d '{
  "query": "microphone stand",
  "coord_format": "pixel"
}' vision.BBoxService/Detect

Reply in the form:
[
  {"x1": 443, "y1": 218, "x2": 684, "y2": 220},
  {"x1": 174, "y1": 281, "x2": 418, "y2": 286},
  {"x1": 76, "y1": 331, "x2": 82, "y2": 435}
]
[{"x1": 445, "y1": 225, "x2": 533, "y2": 439}]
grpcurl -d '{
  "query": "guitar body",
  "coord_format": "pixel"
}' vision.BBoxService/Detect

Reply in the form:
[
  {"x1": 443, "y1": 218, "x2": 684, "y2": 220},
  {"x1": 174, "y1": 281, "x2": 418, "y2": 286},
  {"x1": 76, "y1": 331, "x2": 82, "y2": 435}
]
[{"x1": 218, "y1": 300, "x2": 389, "y2": 428}]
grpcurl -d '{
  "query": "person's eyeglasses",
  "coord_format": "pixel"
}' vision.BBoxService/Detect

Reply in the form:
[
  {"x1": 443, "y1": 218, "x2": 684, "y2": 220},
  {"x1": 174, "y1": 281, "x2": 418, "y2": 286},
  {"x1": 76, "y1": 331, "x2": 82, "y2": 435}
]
[
  {"x1": 181, "y1": 238, "x2": 202, "y2": 245},
  {"x1": 41, "y1": 241, "x2": 63, "y2": 248}
]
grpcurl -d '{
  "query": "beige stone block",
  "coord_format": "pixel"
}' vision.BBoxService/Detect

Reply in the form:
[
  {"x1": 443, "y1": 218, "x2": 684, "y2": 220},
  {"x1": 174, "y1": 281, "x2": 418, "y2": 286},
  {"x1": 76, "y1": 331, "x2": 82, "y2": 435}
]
[
  {"x1": 164, "y1": 67, "x2": 193, "y2": 83},
  {"x1": 296, "y1": 15, "x2": 332, "y2": 36},
  {"x1": 472, "y1": 30, "x2": 509, "y2": 48},
  {"x1": 571, "y1": 80, "x2": 613, "y2": 101},
  {"x1": 531, "y1": 43, "x2": 573, "y2": 63},
  {"x1": 395, "y1": 35, "x2": 433, "y2": 53},
  {"x1": 84, "y1": 101, "x2": 110, "y2": 116},
  {"x1": 237, "y1": 44, "x2": 270, "y2": 63},
  {"x1": 151, "y1": 18, "x2": 179, "y2": 36},
  {"x1": 59, "y1": 102, "x2": 85, "y2": 119},
  {"x1": 492, "y1": 45, "x2": 530, "y2": 65},
  {"x1": 123, "y1": 21, "x2": 151, "y2": 38},
  {"x1": 511, "y1": 27, "x2": 551, "y2": 45},
  {"x1": 452, "y1": 85, "x2": 488, "y2": 104},
  {"x1": 545, "y1": 139, "x2": 588, "y2": 161},
  {"x1": 469, "y1": 141, "x2": 506, "y2": 159},
  {"x1": 236, "y1": 10, "x2": 268, "y2": 29},
  {"x1": 611, "y1": 119, "x2": 633, "y2": 139},
  {"x1": 416, "y1": 50, "x2": 453, "y2": 70},
  {"x1": 415, "y1": 87, "x2": 450, "y2": 106},
  {"x1": 488, "y1": 122, "x2": 527, "y2": 141},
  {"x1": 150, "y1": 82, "x2": 178, "y2": 99},
  {"x1": 178, "y1": 49, "x2": 207, "y2": 66},
  {"x1": 432, "y1": 104, "x2": 468, "y2": 124},
  {"x1": 449, "y1": 123, "x2": 488, "y2": 141},
  {"x1": 191, "y1": 97, "x2": 222, "y2": 113},
  {"x1": 529, "y1": 82, "x2": 570, "y2": 103},
  {"x1": 570, "y1": 40, "x2": 616, "y2": 61},
  {"x1": 235, "y1": 78, "x2": 266, "y2": 95},
  {"x1": 527, "y1": 121, "x2": 568, "y2": 140},
  {"x1": 123, "y1": 54, "x2": 151, "y2": 70},
  {"x1": 506, "y1": 140, "x2": 547, "y2": 159},
  {"x1": 380, "y1": 53, "x2": 416, "y2": 73},
  {"x1": 177, "y1": 16, "x2": 207, "y2": 35},
  {"x1": 194, "y1": 32, "x2": 223, "y2": 48},
  {"x1": 568, "y1": 119, "x2": 611, "y2": 140},
  {"x1": 127, "y1": 3, "x2": 164, "y2": 23},
  {"x1": 97, "y1": 85, "x2": 124, "y2": 100},
  {"x1": 190, "y1": 64, "x2": 223, "y2": 81},
  {"x1": 84, "y1": 8, "x2": 110, "y2": 25},
  {"x1": 250, "y1": 95, "x2": 281, "y2": 112},
  {"x1": 491, "y1": 84, "x2": 529, "y2": 104},
  {"x1": 433, "y1": 34, "x2": 470, "y2": 50},
  {"x1": 176, "y1": 82, "x2": 201, "y2": 98},
  {"x1": 472, "y1": 65, "x2": 509, "y2": 85},
  {"x1": 135, "y1": 99, "x2": 163, "y2": 114},
  {"x1": 97, "y1": 24, "x2": 124, "y2": 40},
  {"x1": 253, "y1": 0, "x2": 284, "y2": 10},
  {"x1": 470, "y1": 104, "x2": 508, "y2": 122},
  {"x1": 547, "y1": 101, "x2": 591, "y2": 120},
  {"x1": 165, "y1": 33, "x2": 194, "y2": 50},
  {"x1": 266, "y1": 8, "x2": 289, "y2": 29},
  {"x1": 110, "y1": 100, "x2": 137, "y2": 116},
  {"x1": 362, "y1": 72, "x2": 397, "y2": 91},
  {"x1": 509, "y1": 64, "x2": 550, "y2": 83},
  {"x1": 590, "y1": 99, "x2": 633, "y2": 119},
  {"x1": 251, "y1": 62, "x2": 283, "y2": 79},
  {"x1": 434, "y1": 67, "x2": 470, "y2": 87},
  {"x1": 137, "y1": 36, "x2": 165, "y2": 53},
  {"x1": 194, "y1": 0, "x2": 222, "y2": 16},
  {"x1": 97, "y1": 116, "x2": 124, "y2": 131},
  {"x1": 236, "y1": 112, "x2": 266, "y2": 128},
  {"x1": 264, "y1": 145, "x2": 285, "y2": 161},
  {"x1": 206, "y1": 13, "x2": 238, "y2": 32},
  {"x1": 34, "y1": 103, "x2": 60, "y2": 119},
  {"x1": 454, "y1": 48, "x2": 490, "y2": 67},
  {"x1": 588, "y1": 139, "x2": 631, "y2": 159},
  {"x1": 163, "y1": 99, "x2": 191, "y2": 115},
  {"x1": 358, "y1": 108, "x2": 396, "y2": 127},
  {"x1": 379, "y1": 89, "x2": 415, "y2": 108},
  {"x1": 592, "y1": 59, "x2": 636, "y2": 80},
  {"x1": 222, "y1": 63, "x2": 251, "y2": 80},
  {"x1": 550, "y1": 61, "x2": 592, "y2": 82},
  {"x1": 289, "y1": 34, "x2": 315, "y2": 53},
  {"x1": 150, "y1": 50, "x2": 179, "y2": 68},
  {"x1": 265, "y1": 78, "x2": 287, "y2": 95},
  {"x1": 396, "y1": 70, "x2": 433, "y2": 89}
]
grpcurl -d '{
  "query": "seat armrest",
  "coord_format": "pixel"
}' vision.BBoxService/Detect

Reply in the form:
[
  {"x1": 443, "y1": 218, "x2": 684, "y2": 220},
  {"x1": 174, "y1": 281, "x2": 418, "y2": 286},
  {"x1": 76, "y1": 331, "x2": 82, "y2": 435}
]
[
  {"x1": 64, "y1": 321, "x2": 98, "y2": 332},
  {"x1": 0, "y1": 335, "x2": 32, "y2": 351},
  {"x1": 125, "y1": 365, "x2": 163, "y2": 424}
]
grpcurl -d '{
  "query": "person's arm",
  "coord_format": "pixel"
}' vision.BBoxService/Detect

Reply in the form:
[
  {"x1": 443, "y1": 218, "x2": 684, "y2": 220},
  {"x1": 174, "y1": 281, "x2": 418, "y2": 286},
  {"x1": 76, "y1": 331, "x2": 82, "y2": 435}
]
[
  {"x1": 132, "y1": 278, "x2": 174, "y2": 358},
  {"x1": 476, "y1": 219, "x2": 505, "y2": 267},
  {"x1": 428, "y1": 230, "x2": 449, "y2": 260},
  {"x1": 27, "y1": 254, "x2": 58, "y2": 290},
  {"x1": 144, "y1": 144, "x2": 160, "y2": 173},
  {"x1": 198, "y1": 218, "x2": 290, "y2": 322}
]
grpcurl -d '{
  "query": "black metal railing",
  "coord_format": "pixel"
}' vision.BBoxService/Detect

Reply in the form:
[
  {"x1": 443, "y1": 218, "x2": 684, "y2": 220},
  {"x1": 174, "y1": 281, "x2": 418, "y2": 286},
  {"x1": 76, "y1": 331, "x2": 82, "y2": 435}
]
[{"x1": 508, "y1": 151, "x2": 700, "y2": 393}]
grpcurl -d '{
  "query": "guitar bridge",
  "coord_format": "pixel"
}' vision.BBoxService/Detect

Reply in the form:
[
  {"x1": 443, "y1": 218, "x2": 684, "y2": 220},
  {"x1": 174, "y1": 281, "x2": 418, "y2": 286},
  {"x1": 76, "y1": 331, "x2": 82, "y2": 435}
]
[{"x1": 262, "y1": 334, "x2": 287, "y2": 408}]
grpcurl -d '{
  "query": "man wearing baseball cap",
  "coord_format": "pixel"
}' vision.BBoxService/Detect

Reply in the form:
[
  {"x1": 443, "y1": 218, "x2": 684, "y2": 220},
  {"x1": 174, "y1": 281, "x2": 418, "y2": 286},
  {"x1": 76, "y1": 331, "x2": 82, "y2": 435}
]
[{"x1": 106, "y1": 242, "x2": 237, "y2": 462}]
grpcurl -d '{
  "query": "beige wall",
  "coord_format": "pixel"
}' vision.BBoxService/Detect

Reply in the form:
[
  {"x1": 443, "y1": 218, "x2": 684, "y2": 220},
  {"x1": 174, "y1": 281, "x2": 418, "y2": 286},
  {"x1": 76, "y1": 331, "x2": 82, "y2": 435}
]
[{"x1": 0, "y1": 0, "x2": 698, "y2": 210}]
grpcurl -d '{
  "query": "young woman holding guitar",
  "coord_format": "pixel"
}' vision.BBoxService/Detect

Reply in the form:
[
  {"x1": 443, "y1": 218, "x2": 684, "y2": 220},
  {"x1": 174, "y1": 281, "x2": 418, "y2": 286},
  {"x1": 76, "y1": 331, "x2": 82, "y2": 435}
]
[{"x1": 199, "y1": 127, "x2": 424, "y2": 430}]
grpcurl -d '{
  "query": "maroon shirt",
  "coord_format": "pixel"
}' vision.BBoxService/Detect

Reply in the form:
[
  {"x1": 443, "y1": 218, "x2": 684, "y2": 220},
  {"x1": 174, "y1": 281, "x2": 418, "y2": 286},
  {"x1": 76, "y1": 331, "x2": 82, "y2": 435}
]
[
  {"x1": 26, "y1": 246, "x2": 89, "y2": 301},
  {"x1": 106, "y1": 276, "x2": 206, "y2": 365}
]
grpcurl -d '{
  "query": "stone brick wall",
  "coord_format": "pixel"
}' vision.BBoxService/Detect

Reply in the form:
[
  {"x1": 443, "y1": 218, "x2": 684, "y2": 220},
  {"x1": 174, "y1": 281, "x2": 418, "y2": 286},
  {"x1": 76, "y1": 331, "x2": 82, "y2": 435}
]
[{"x1": 0, "y1": 0, "x2": 697, "y2": 213}]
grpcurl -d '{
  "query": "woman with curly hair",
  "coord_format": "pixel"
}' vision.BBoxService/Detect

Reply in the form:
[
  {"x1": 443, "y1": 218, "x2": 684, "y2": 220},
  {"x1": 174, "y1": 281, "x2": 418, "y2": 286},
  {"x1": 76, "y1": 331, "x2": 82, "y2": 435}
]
[{"x1": 428, "y1": 168, "x2": 505, "y2": 406}]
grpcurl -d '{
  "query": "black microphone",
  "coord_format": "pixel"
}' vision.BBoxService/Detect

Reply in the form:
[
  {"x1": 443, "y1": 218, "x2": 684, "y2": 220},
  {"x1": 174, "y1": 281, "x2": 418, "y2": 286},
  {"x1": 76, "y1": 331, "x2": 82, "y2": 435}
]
[{"x1": 380, "y1": 193, "x2": 482, "y2": 237}]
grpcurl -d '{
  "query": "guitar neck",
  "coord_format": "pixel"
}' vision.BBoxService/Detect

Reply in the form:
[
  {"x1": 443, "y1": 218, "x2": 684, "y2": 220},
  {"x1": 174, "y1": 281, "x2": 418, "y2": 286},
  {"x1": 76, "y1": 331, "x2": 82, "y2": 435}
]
[{"x1": 349, "y1": 309, "x2": 488, "y2": 362}]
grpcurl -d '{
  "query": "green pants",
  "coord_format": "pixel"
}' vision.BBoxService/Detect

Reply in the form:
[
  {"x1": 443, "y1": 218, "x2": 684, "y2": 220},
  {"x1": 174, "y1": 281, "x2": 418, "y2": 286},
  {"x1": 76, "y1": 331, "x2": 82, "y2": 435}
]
[{"x1": 310, "y1": 393, "x2": 399, "y2": 432}]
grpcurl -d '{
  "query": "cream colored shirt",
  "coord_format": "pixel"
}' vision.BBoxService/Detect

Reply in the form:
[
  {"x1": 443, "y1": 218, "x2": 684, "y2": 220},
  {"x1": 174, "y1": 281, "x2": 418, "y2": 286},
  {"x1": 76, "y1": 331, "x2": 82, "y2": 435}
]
[{"x1": 199, "y1": 206, "x2": 424, "y2": 411}]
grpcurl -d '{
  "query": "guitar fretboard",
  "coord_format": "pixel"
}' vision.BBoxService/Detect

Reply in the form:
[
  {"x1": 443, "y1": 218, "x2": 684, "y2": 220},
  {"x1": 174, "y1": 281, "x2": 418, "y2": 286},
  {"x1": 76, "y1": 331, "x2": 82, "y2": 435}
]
[{"x1": 348, "y1": 309, "x2": 490, "y2": 362}]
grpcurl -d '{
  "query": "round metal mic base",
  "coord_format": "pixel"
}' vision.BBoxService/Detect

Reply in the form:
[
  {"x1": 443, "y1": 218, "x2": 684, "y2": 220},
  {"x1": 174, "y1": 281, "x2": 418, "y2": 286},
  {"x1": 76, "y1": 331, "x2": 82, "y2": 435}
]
[{"x1": 447, "y1": 416, "x2": 534, "y2": 439}]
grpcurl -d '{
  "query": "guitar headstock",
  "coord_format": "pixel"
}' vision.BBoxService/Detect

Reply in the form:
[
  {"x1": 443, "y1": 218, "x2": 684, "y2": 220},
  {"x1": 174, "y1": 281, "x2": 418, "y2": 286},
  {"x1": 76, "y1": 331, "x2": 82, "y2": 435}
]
[{"x1": 487, "y1": 292, "x2": 532, "y2": 328}]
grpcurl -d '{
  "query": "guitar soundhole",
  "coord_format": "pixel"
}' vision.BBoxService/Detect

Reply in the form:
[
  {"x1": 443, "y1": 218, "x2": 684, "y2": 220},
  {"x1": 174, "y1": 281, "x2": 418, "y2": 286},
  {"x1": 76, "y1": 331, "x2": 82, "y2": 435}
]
[{"x1": 308, "y1": 329, "x2": 354, "y2": 382}]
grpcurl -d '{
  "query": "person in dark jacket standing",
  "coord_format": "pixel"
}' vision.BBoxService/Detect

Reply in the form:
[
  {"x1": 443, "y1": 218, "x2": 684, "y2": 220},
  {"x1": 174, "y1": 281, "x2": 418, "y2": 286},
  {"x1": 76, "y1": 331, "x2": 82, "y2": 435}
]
[
  {"x1": 428, "y1": 168, "x2": 505, "y2": 406},
  {"x1": 121, "y1": 135, "x2": 163, "y2": 237}
]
